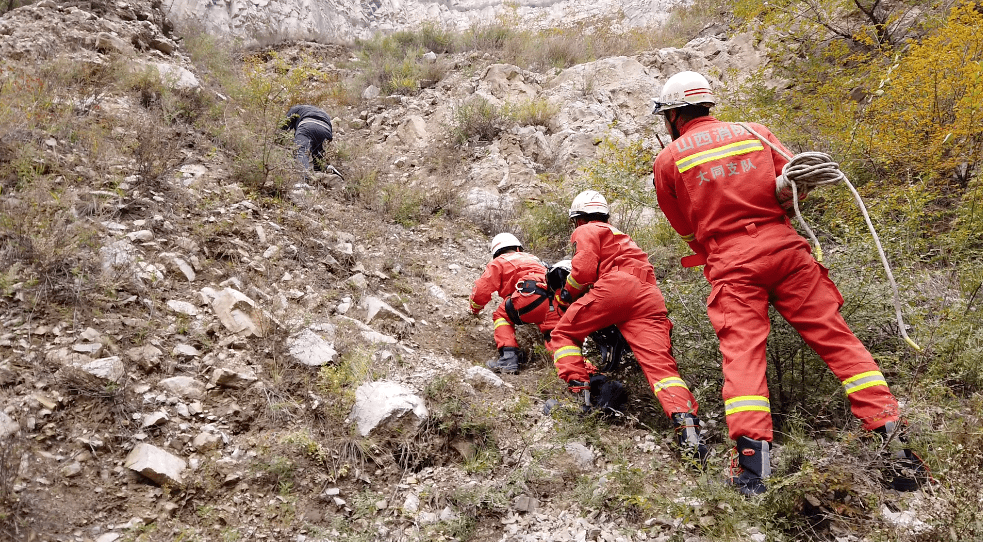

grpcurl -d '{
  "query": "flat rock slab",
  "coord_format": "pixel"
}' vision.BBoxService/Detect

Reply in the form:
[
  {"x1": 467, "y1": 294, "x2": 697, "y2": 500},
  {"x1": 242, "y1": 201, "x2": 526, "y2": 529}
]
[{"x1": 124, "y1": 443, "x2": 187, "y2": 487}]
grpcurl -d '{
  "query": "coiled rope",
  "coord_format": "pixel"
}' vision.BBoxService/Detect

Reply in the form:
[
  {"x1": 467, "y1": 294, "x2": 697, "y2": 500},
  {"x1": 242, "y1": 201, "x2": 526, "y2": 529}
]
[{"x1": 738, "y1": 122, "x2": 921, "y2": 351}]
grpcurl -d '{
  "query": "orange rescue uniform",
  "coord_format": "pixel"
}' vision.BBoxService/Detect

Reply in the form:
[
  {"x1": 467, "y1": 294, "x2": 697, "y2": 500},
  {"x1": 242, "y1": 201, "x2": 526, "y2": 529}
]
[
  {"x1": 469, "y1": 251, "x2": 560, "y2": 348},
  {"x1": 549, "y1": 221, "x2": 698, "y2": 417},
  {"x1": 653, "y1": 116, "x2": 901, "y2": 441}
]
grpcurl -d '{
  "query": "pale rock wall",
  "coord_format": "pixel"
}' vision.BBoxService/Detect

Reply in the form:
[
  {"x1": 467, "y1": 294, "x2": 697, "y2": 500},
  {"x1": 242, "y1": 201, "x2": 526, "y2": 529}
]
[{"x1": 165, "y1": 0, "x2": 683, "y2": 46}]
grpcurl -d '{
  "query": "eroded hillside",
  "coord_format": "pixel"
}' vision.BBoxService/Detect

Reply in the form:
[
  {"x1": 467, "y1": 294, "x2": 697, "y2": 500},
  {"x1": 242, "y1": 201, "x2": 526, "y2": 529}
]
[{"x1": 1, "y1": 0, "x2": 974, "y2": 541}]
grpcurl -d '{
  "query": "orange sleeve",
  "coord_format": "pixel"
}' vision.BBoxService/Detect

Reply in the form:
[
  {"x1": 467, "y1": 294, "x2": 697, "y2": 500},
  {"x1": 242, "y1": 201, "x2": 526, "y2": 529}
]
[{"x1": 469, "y1": 261, "x2": 502, "y2": 313}]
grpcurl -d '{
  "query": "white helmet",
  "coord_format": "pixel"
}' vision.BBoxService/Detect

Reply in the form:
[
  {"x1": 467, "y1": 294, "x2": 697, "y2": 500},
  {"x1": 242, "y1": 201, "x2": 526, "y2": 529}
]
[
  {"x1": 652, "y1": 71, "x2": 715, "y2": 115},
  {"x1": 569, "y1": 190, "x2": 609, "y2": 219},
  {"x1": 490, "y1": 232, "x2": 522, "y2": 257}
]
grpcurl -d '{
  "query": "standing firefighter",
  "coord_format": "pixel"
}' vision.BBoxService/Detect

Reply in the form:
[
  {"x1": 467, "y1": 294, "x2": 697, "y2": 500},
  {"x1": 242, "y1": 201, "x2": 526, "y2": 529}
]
[
  {"x1": 281, "y1": 104, "x2": 334, "y2": 173},
  {"x1": 469, "y1": 233, "x2": 560, "y2": 374},
  {"x1": 652, "y1": 70, "x2": 927, "y2": 495},
  {"x1": 548, "y1": 190, "x2": 708, "y2": 467}
]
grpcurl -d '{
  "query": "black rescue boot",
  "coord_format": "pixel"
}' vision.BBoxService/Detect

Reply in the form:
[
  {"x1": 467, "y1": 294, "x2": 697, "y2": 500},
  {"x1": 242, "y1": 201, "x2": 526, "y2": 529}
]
[
  {"x1": 671, "y1": 413, "x2": 709, "y2": 470},
  {"x1": 486, "y1": 347, "x2": 525, "y2": 374},
  {"x1": 729, "y1": 436, "x2": 771, "y2": 496},
  {"x1": 873, "y1": 421, "x2": 930, "y2": 492}
]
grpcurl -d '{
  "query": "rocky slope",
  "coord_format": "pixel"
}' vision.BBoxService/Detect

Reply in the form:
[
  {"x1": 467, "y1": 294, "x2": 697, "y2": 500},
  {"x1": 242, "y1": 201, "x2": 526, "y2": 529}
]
[{"x1": 0, "y1": 0, "x2": 944, "y2": 541}]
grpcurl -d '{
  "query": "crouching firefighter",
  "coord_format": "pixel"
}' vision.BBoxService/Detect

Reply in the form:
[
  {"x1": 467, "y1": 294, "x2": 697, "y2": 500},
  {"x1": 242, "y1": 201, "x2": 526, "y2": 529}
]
[
  {"x1": 547, "y1": 190, "x2": 709, "y2": 469},
  {"x1": 468, "y1": 233, "x2": 561, "y2": 374}
]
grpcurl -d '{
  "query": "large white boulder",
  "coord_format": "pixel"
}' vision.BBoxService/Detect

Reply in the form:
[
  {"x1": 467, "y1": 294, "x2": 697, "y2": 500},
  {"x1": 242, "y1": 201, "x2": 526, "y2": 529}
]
[{"x1": 351, "y1": 381, "x2": 428, "y2": 437}]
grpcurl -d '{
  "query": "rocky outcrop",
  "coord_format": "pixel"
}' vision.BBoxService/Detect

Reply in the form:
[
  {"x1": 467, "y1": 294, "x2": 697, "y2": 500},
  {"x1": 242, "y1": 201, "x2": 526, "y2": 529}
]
[{"x1": 165, "y1": 0, "x2": 683, "y2": 47}]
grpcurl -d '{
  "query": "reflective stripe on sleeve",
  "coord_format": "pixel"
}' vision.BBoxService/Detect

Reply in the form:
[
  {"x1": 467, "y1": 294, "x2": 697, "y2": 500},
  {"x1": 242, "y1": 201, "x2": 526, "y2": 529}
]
[
  {"x1": 842, "y1": 371, "x2": 888, "y2": 395},
  {"x1": 652, "y1": 377, "x2": 689, "y2": 393},
  {"x1": 566, "y1": 274, "x2": 583, "y2": 290},
  {"x1": 494, "y1": 318, "x2": 512, "y2": 329},
  {"x1": 680, "y1": 232, "x2": 696, "y2": 242},
  {"x1": 553, "y1": 345, "x2": 582, "y2": 361},
  {"x1": 470, "y1": 299, "x2": 482, "y2": 310},
  {"x1": 675, "y1": 140, "x2": 765, "y2": 173},
  {"x1": 725, "y1": 395, "x2": 771, "y2": 416}
]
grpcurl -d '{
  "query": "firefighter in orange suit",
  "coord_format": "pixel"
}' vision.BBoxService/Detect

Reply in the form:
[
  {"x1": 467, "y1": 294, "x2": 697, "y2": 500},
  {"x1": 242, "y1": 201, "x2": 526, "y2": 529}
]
[
  {"x1": 469, "y1": 233, "x2": 561, "y2": 374},
  {"x1": 549, "y1": 190, "x2": 707, "y2": 467},
  {"x1": 652, "y1": 70, "x2": 926, "y2": 495}
]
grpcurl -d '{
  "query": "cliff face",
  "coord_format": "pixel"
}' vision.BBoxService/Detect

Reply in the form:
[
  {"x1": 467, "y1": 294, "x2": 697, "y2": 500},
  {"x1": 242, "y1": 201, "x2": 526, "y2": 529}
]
[{"x1": 164, "y1": 0, "x2": 681, "y2": 46}]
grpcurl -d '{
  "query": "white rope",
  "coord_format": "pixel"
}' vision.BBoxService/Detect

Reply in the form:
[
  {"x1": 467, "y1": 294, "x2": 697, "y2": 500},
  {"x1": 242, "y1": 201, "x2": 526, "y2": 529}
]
[{"x1": 738, "y1": 122, "x2": 921, "y2": 351}]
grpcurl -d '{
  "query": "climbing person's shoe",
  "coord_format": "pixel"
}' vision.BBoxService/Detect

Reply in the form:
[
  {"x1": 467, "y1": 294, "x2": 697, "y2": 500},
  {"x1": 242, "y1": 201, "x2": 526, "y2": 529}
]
[
  {"x1": 672, "y1": 412, "x2": 709, "y2": 470},
  {"x1": 486, "y1": 347, "x2": 524, "y2": 374},
  {"x1": 728, "y1": 436, "x2": 771, "y2": 496}
]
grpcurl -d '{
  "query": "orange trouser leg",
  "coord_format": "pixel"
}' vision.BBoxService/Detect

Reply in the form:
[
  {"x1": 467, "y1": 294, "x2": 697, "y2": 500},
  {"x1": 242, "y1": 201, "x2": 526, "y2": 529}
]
[
  {"x1": 707, "y1": 279, "x2": 773, "y2": 441},
  {"x1": 492, "y1": 293, "x2": 556, "y2": 350},
  {"x1": 550, "y1": 272, "x2": 697, "y2": 417},
  {"x1": 772, "y1": 250, "x2": 900, "y2": 431},
  {"x1": 707, "y1": 225, "x2": 901, "y2": 441},
  {"x1": 491, "y1": 301, "x2": 518, "y2": 349}
]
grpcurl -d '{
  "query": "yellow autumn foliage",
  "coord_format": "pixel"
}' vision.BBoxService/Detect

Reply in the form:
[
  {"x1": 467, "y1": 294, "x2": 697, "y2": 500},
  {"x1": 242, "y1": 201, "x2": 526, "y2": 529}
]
[{"x1": 862, "y1": 1, "x2": 983, "y2": 184}]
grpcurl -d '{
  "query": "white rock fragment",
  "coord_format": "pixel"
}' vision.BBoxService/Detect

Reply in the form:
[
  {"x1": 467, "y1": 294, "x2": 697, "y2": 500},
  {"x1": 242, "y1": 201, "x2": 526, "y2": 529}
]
[
  {"x1": 465, "y1": 366, "x2": 505, "y2": 388},
  {"x1": 167, "y1": 300, "x2": 198, "y2": 316},
  {"x1": 287, "y1": 328, "x2": 337, "y2": 366},
  {"x1": 81, "y1": 356, "x2": 126, "y2": 383},
  {"x1": 208, "y1": 366, "x2": 258, "y2": 389},
  {"x1": 157, "y1": 376, "x2": 206, "y2": 399},
  {"x1": 172, "y1": 344, "x2": 200, "y2": 358},
  {"x1": 124, "y1": 443, "x2": 187, "y2": 486},
  {"x1": 142, "y1": 411, "x2": 169, "y2": 428},
  {"x1": 0, "y1": 412, "x2": 19, "y2": 438},
  {"x1": 211, "y1": 288, "x2": 262, "y2": 336},
  {"x1": 361, "y1": 296, "x2": 414, "y2": 325},
  {"x1": 192, "y1": 432, "x2": 222, "y2": 451},
  {"x1": 351, "y1": 381, "x2": 428, "y2": 437}
]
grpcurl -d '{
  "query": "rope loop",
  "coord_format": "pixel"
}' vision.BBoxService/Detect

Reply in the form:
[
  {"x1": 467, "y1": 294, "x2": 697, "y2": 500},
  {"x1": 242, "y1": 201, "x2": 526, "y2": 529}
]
[{"x1": 736, "y1": 123, "x2": 921, "y2": 351}]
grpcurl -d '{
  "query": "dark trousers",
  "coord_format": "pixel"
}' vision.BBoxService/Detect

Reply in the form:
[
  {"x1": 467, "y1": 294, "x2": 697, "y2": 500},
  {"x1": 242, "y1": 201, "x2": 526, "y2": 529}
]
[{"x1": 293, "y1": 124, "x2": 332, "y2": 171}]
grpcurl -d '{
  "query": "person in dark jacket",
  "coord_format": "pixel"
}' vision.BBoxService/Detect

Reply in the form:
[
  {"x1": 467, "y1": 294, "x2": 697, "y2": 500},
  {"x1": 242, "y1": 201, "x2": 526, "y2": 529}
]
[{"x1": 282, "y1": 105, "x2": 333, "y2": 173}]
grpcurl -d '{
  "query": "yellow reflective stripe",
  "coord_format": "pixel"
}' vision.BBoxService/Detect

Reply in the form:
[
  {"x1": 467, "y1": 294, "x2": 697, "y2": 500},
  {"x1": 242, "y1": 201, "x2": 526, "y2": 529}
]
[
  {"x1": 725, "y1": 395, "x2": 771, "y2": 415},
  {"x1": 469, "y1": 299, "x2": 482, "y2": 309},
  {"x1": 680, "y1": 232, "x2": 695, "y2": 242},
  {"x1": 553, "y1": 346, "x2": 582, "y2": 361},
  {"x1": 653, "y1": 377, "x2": 689, "y2": 393},
  {"x1": 842, "y1": 371, "x2": 888, "y2": 395},
  {"x1": 566, "y1": 274, "x2": 583, "y2": 290},
  {"x1": 675, "y1": 139, "x2": 764, "y2": 173},
  {"x1": 494, "y1": 318, "x2": 512, "y2": 329}
]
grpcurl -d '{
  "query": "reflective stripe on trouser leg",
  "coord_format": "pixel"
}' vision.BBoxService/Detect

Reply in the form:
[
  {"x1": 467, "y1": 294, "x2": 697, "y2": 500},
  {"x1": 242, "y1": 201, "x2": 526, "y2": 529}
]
[
  {"x1": 491, "y1": 302, "x2": 518, "y2": 349},
  {"x1": 840, "y1": 370, "x2": 899, "y2": 429},
  {"x1": 724, "y1": 395, "x2": 772, "y2": 442}
]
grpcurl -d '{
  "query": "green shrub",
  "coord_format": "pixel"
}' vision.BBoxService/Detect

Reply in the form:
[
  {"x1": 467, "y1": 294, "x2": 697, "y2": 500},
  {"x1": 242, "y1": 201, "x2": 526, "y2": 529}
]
[
  {"x1": 452, "y1": 97, "x2": 506, "y2": 143},
  {"x1": 504, "y1": 98, "x2": 560, "y2": 128}
]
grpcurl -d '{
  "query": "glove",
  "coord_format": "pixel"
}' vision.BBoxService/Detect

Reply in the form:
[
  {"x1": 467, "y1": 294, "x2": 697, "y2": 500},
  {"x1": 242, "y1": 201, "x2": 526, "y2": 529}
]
[
  {"x1": 776, "y1": 178, "x2": 809, "y2": 214},
  {"x1": 589, "y1": 374, "x2": 628, "y2": 414},
  {"x1": 554, "y1": 288, "x2": 573, "y2": 314},
  {"x1": 566, "y1": 375, "x2": 628, "y2": 416}
]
